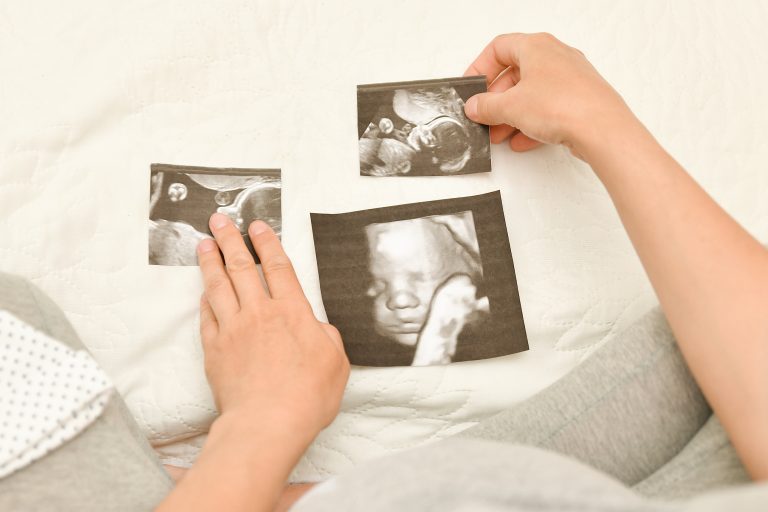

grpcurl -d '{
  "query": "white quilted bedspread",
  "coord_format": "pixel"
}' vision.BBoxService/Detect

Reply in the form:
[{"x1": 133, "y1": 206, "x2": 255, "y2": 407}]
[{"x1": 1, "y1": 1, "x2": 766, "y2": 481}]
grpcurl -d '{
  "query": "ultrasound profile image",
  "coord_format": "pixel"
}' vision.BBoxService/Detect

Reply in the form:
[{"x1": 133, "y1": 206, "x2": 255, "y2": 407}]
[
  {"x1": 148, "y1": 164, "x2": 281, "y2": 266},
  {"x1": 357, "y1": 75, "x2": 491, "y2": 177},
  {"x1": 311, "y1": 192, "x2": 528, "y2": 367}
]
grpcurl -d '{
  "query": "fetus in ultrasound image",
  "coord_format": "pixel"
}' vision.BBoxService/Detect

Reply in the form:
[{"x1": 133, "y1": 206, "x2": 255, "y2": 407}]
[
  {"x1": 311, "y1": 192, "x2": 528, "y2": 367},
  {"x1": 357, "y1": 75, "x2": 490, "y2": 177},
  {"x1": 148, "y1": 164, "x2": 281, "y2": 266},
  {"x1": 365, "y1": 212, "x2": 489, "y2": 365}
]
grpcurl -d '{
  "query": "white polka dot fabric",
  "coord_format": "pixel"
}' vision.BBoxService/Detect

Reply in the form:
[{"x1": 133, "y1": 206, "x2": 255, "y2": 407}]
[{"x1": 0, "y1": 310, "x2": 113, "y2": 479}]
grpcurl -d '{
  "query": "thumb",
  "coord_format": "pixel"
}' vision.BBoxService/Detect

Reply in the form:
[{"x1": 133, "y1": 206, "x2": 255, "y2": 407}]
[{"x1": 464, "y1": 90, "x2": 517, "y2": 126}]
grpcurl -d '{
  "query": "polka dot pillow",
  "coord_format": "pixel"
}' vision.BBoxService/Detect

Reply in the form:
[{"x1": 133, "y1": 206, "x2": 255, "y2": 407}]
[{"x1": 0, "y1": 310, "x2": 113, "y2": 479}]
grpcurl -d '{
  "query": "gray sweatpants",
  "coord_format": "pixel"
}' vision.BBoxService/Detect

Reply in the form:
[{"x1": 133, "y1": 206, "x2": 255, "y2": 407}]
[
  {"x1": 1, "y1": 273, "x2": 766, "y2": 510},
  {"x1": 458, "y1": 307, "x2": 749, "y2": 499},
  {"x1": 295, "y1": 309, "x2": 768, "y2": 510},
  {"x1": 0, "y1": 273, "x2": 173, "y2": 511}
]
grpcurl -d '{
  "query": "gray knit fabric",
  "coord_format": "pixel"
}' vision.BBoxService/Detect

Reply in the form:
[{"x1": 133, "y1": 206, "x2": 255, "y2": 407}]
[
  {"x1": 634, "y1": 415, "x2": 750, "y2": 499},
  {"x1": 295, "y1": 439, "x2": 674, "y2": 512},
  {"x1": 457, "y1": 307, "x2": 750, "y2": 499},
  {"x1": 296, "y1": 307, "x2": 765, "y2": 511},
  {"x1": 1, "y1": 274, "x2": 765, "y2": 511},
  {"x1": 0, "y1": 273, "x2": 173, "y2": 512},
  {"x1": 294, "y1": 438, "x2": 768, "y2": 512}
]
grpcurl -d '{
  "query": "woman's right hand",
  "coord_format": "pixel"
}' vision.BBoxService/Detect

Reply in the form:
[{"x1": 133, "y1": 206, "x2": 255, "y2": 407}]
[
  {"x1": 197, "y1": 213, "x2": 350, "y2": 436},
  {"x1": 464, "y1": 34, "x2": 768, "y2": 482},
  {"x1": 463, "y1": 33, "x2": 636, "y2": 159},
  {"x1": 159, "y1": 215, "x2": 350, "y2": 512}
]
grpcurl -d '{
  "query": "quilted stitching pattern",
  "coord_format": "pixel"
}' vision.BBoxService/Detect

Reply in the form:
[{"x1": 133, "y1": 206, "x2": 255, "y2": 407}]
[{"x1": 2, "y1": 1, "x2": 767, "y2": 480}]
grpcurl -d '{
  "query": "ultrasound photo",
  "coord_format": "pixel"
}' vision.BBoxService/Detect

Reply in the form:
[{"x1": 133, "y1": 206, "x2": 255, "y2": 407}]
[
  {"x1": 357, "y1": 75, "x2": 491, "y2": 177},
  {"x1": 311, "y1": 192, "x2": 527, "y2": 367},
  {"x1": 148, "y1": 163, "x2": 281, "y2": 266}
]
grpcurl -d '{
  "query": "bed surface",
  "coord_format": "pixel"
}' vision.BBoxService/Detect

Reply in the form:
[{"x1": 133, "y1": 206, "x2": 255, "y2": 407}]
[{"x1": 1, "y1": 0, "x2": 766, "y2": 480}]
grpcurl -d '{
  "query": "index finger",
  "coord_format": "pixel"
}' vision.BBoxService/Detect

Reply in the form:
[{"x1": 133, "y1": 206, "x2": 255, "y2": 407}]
[
  {"x1": 248, "y1": 221, "x2": 307, "y2": 302},
  {"x1": 464, "y1": 33, "x2": 526, "y2": 85},
  {"x1": 209, "y1": 213, "x2": 266, "y2": 304},
  {"x1": 197, "y1": 239, "x2": 239, "y2": 320}
]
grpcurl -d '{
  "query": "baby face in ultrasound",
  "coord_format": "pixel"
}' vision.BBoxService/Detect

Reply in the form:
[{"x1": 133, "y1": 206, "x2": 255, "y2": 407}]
[
  {"x1": 365, "y1": 214, "x2": 482, "y2": 346},
  {"x1": 360, "y1": 87, "x2": 474, "y2": 176}
]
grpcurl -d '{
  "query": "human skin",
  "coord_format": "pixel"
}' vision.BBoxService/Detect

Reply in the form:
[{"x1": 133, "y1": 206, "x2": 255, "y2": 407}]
[
  {"x1": 463, "y1": 33, "x2": 768, "y2": 479},
  {"x1": 156, "y1": 213, "x2": 349, "y2": 512},
  {"x1": 159, "y1": 32, "x2": 767, "y2": 511}
]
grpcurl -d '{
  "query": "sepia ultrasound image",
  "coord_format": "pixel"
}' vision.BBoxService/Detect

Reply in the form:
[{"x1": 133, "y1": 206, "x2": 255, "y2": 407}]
[
  {"x1": 357, "y1": 75, "x2": 491, "y2": 177},
  {"x1": 311, "y1": 191, "x2": 528, "y2": 367},
  {"x1": 148, "y1": 163, "x2": 281, "y2": 266}
]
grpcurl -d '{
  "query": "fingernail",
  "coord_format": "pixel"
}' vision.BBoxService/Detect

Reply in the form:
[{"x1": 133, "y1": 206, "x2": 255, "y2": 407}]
[
  {"x1": 198, "y1": 238, "x2": 217, "y2": 253},
  {"x1": 249, "y1": 220, "x2": 271, "y2": 236},
  {"x1": 210, "y1": 212, "x2": 229, "y2": 230},
  {"x1": 464, "y1": 97, "x2": 478, "y2": 120}
]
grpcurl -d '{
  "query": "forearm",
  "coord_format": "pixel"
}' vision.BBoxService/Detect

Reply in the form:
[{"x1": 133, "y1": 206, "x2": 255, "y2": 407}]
[
  {"x1": 577, "y1": 113, "x2": 768, "y2": 478},
  {"x1": 156, "y1": 411, "x2": 315, "y2": 512}
]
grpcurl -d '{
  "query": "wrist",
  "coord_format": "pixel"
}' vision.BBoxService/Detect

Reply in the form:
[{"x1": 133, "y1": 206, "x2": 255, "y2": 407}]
[
  {"x1": 568, "y1": 104, "x2": 644, "y2": 162},
  {"x1": 210, "y1": 407, "x2": 319, "y2": 456},
  {"x1": 569, "y1": 107, "x2": 676, "y2": 194},
  {"x1": 159, "y1": 407, "x2": 320, "y2": 512}
]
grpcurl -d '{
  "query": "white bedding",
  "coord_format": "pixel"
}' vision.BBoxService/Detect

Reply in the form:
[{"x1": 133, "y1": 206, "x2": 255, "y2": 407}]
[{"x1": 1, "y1": 0, "x2": 766, "y2": 481}]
